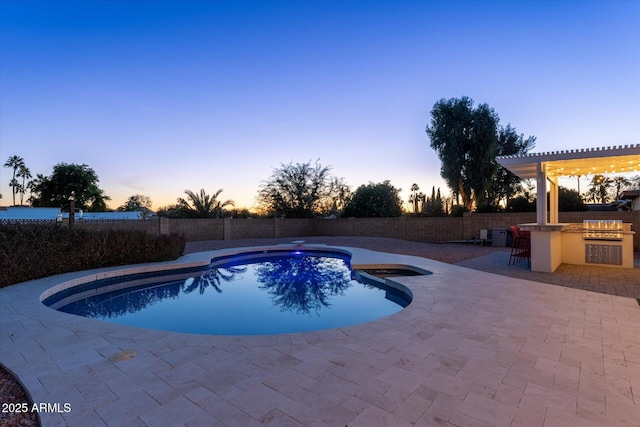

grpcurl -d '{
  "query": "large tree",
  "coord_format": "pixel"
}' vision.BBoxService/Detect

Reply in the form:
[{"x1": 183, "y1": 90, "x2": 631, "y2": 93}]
[
  {"x1": 257, "y1": 160, "x2": 347, "y2": 218},
  {"x1": 29, "y1": 163, "x2": 110, "y2": 211},
  {"x1": 426, "y1": 97, "x2": 534, "y2": 211},
  {"x1": 486, "y1": 125, "x2": 536, "y2": 208},
  {"x1": 426, "y1": 97, "x2": 500, "y2": 209},
  {"x1": 342, "y1": 180, "x2": 403, "y2": 217}
]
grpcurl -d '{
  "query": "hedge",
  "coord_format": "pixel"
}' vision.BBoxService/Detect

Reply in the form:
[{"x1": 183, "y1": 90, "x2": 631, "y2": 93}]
[{"x1": 0, "y1": 223, "x2": 185, "y2": 288}]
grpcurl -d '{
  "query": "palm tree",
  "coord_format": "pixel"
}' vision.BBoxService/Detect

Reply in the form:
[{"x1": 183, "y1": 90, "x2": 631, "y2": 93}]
[
  {"x1": 176, "y1": 189, "x2": 235, "y2": 218},
  {"x1": 583, "y1": 187, "x2": 598, "y2": 204},
  {"x1": 611, "y1": 175, "x2": 631, "y2": 200},
  {"x1": 588, "y1": 174, "x2": 613, "y2": 203},
  {"x1": 409, "y1": 183, "x2": 421, "y2": 213},
  {"x1": 16, "y1": 164, "x2": 32, "y2": 206},
  {"x1": 3, "y1": 155, "x2": 25, "y2": 206}
]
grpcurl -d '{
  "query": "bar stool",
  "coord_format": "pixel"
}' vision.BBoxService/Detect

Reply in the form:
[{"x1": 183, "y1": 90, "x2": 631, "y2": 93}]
[{"x1": 509, "y1": 226, "x2": 531, "y2": 267}]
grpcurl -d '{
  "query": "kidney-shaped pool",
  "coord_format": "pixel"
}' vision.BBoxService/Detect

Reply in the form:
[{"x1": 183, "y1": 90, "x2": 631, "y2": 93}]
[{"x1": 43, "y1": 249, "x2": 415, "y2": 335}]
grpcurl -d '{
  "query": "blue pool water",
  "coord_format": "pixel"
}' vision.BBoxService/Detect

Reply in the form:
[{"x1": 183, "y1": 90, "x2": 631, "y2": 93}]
[{"x1": 45, "y1": 250, "x2": 412, "y2": 335}]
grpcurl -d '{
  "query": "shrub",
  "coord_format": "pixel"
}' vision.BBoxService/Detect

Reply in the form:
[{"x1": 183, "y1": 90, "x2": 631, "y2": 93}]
[
  {"x1": 507, "y1": 196, "x2": 536, "y2": 212},
  {"x1": 0, "y1": 224, "x2": 185, "y2": 288},
  {"x1": 342, "y1": 181, "x2": 403, "y2": 217},
  {"x1": 450, "y1": 205, "x2": 469, "y2": 217},
  {"x1": 475, "y1": 203, "x2": 502, "y2": 213}
]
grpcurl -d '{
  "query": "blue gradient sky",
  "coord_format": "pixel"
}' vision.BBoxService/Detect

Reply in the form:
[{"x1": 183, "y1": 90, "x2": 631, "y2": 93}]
[{"x1": 1, "y1": 0, "x2": 639, "y2": 211}]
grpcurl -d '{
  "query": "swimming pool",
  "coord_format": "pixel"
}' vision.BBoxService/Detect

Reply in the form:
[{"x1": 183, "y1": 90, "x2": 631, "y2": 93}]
[{"x1": 43, "y1": 249, "x2": 413, "y2": 335}]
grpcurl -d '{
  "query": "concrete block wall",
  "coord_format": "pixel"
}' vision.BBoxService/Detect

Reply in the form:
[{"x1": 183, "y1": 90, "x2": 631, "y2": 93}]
[
  {"x1": 314, "y1": 218, "x2": 357, "y2": 236},
  {"x1": 69, "y1": 211, "x2": 640, "y2": 250},
  {"x1": 463, "y1": 212, "x2": 536, "y2": 241},
  {"x1": 229, "y1": 219, "x2": 276, "y2": 240},
  {"x1": 167, "y1": 218, "x2": 224, "y2": 241},
  {"x1": 405, "y1": 217, "x2": 464, "y2": 242},
  {"x1": 314, "y1": 218, "x2": 401, "y2": 237},
  {"x1": 74, "y1": 219, "x2": 160, "y2": 235},
  {"x1": 313, "y1": 217, "x2": 463, "y2": 243},
  {"x1": 275, "y1": 219, "x2": 315, "y2": 238},
  {"x1": 348, "y1": 218, "x2": 405, "y2": 238}
]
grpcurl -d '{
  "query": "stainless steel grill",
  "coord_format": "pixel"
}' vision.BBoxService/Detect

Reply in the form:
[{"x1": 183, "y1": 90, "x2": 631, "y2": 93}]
[{"x1": 582, "y1": 220, "x2": 623, "y2": 241}]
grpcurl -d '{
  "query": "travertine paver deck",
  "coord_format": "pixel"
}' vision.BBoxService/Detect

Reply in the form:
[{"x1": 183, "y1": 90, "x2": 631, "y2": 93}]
[
  {"x1": 1, "y1": 244, "x2": 639, "y2": 426},
  {"x1": 457, "y1": 251, "x2": 640, "y2": 299}
]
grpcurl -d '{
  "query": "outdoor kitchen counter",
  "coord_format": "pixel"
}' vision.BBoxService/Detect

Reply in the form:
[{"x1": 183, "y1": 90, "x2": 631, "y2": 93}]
[{"x1": 519, "y1": 222, "x2": 635, "y2": 272}]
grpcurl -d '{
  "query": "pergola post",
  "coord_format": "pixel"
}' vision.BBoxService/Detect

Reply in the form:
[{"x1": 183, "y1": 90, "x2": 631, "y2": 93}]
[
  {"x1": 548, "y1": 176, "x2": 558, "y2": 224},
  {"x1": 536, "y1": 162, "x2": 547, "y2": 225}
]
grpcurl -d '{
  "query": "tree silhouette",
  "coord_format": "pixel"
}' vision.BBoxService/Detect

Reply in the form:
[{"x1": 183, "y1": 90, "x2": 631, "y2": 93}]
[
  {"x1": 427, "y1": 97, "x2": 499, "y2": 209},
  {"x1": 426, "y1": 97, "x2": 534, "y2": 210},
  {"x1": 257, "y1": 160, "x2": 348, "y2": 217},
  {"x1": 176, "y1": 189, "x2": 234, "y2": 218},
  {"x1": 342, "y1": 181, "x2": 403, "y2": 217},
  {"x1": 29, "y1": 163, "x2": 110, "y2": 211},
  {"x1": 183, "y1": 265, "x2": 247, "y2": 294},
  {"x1": 3, "y1": 155, "x2": 25, "y2": 206},
  {"x1": 611, "y1": 176, "x2": 631, "y2": 200},
  {"x1": 487, "y1": 125, "x2": 536, "y2": 209},
  {"x1": 588, "y1": 175, "x2": 613, "y2": 203},
  {"x1": 409, "y1": 183, "x2": 424, "y2": 214},
  {"x1": 254, "y1": 255, "x2": 353, "y2": 315},
  {"x1": 16, "y1": 164, "x2": 32, "y2": 206}
]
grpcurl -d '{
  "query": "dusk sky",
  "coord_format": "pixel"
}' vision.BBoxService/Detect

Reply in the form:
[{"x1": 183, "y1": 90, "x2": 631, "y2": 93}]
[{"x1": 1, "y1": 0, "x2": 639, "y2": 211}]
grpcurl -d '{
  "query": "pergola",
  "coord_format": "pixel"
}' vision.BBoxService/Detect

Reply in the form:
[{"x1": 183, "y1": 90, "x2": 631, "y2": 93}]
[
  {"x1": 497, "y1": 144, "x2": 640, "y2": 272},
  {"x1": 497, "y1": 144, "x2": 640, "y2": 225}
]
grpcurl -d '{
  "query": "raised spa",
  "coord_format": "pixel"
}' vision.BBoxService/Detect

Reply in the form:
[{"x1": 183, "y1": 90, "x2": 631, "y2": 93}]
[{"x1": 43, "y1": 249, "x2": 414, "y2": 335}]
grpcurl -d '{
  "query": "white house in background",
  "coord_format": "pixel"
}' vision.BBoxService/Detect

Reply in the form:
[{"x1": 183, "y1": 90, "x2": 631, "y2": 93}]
[
  {"x1": 0, "y1": 207, "x2": 61, "y2": 220},
  {"x1": 0, "y1": 206, "x2": 143, "y2": 220}
]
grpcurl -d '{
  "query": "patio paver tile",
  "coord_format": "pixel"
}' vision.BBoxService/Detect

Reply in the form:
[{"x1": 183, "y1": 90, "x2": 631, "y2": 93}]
[
  {"x1": 290, "y1": 396, "x2": 357, "y2": 426},
  {"x1": 61, "y1": 409, "x2": 109, "y2": 427},
  {"x1": 543, "y1": 405, "x2": 608, "y2": 427},
  {"x1": 392, "y1": 392, "x2": 432, "y2": 423},
  {"x1": 457, "y1": 392, "x2": 516, "y2": 426},
  {"x1": 353, "y1": 378, "x2": 411, "y2": 412},
  {"x1": 138, "y1": 396, "x2": 214, "y2": 427},
  {"x1": 423, "y1": 371, "x2": 470, "y2": 400},
  {"x1": 423, "y1": 392, "x2": 462, "y2": 422},
  {"x1": 257, "y1": 408, "x2": 304, "y2": 427},
  {"x1": 347, "y1": 405, "x2": 412, "y2": 427},
  {"x1": 94, "y1": 389, "x2": 160, "y2": 427},
  {"x1": 229, "y1": 382, "x2": 304, "y2": 420}
]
